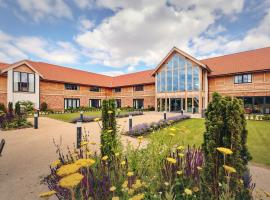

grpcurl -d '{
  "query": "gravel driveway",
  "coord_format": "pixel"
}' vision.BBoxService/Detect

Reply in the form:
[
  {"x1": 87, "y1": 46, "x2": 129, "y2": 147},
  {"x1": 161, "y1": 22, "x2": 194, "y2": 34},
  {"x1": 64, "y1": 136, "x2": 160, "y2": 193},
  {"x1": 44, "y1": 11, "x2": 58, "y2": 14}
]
[{"x1": 0, "y1": 112, "x2": 269, "y2": 200}]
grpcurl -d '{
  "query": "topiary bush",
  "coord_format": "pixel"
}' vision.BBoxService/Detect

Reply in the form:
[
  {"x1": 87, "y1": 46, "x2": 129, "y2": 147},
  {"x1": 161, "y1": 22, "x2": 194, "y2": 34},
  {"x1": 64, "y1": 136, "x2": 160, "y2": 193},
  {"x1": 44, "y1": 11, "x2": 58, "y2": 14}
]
[
  {"x1": 40, "y1": 102, "x2": 48, "y2": 111},
  {"x1": 201, "y1": 92, "x2": 252, "y2": 200},
  {"x1": 0, "y1": 103, "x2": 6, "y2": 113}
]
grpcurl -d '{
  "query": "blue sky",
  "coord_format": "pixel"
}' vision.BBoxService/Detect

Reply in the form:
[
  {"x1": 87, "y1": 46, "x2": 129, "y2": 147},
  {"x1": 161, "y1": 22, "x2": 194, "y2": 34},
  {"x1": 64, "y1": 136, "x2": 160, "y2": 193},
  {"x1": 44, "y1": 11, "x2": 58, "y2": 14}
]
[{"x1": 0, "y1": 0, "x2": 269, "y2": 76}]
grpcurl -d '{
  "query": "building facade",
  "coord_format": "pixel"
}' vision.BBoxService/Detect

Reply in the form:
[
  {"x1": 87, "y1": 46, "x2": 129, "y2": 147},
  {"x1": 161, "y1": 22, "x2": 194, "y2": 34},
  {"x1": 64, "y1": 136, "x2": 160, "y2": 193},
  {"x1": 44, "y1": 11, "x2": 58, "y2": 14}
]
[{"x1": 0, "y1": 47, "x2": 270, "y2": 114}]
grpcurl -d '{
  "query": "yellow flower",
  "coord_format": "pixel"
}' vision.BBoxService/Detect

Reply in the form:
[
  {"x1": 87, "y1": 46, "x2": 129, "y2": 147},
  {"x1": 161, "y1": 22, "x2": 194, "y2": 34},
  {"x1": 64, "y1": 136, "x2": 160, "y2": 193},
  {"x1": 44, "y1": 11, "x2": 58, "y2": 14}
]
[
  {"x1": 112, "y1": 197, "x2": 120, "y2": 200},
  {"x1": 121, "y1": 161, "x2": 126, "y2": 165},
  {"x1": 107, "y1": 129, "x2": 113, "y2": 133},
  {"x1": 110, "y1": 186, "x2": 116, "y2": 192},
  {"x1": 94, "y1": 118, "x2": 101, "y2": 122},
  {"x1": 216, "y1": 147, "x2": 233, "y2": 155},
  {"x1": 169, "y1": 133, "x2": 175, "y2": 137},
  {"x1": 177, "y1": 145, "x2": 184, "y2": 151},
  {"x1": 164, "y1": 182, "x2": 169, "y2": 186},
  {"x1": 129, "y1": 193, "x2": 145, "y2": 200},
  {"x1": 166, "y1": 157, "x2": 177, "y2": 164},
  {"x1": 197, "y1": 166, "x2": 202, "y2": 171},
  {"x1": 90, "y1": 142, "x2": 96, "y2": 145},
  {"x1": 223, "y1": 165, "x2": 236, "y2": 174},
  {"x1": 115, "y1": 152, "x2": 120, "y2": 156},
  {"x1": 178, "y1": 153, "x2": 185, "y2": 158},
  {"x1": 102, "y1": 155, "x2": 109, "y2": 161},
  {"x1": 128, "y1": 188, "x2": 135, "y2": 195},
  {"x1": 193, "y1": 187, "x2": 199, "y2": 192},
  {"x1": 132, "y1": 179, "x2": 143, "y2": 189},
  {"x1": 75, "y1": 159, "x2": 95, "y2": 168},
  {"x1": 108, "y1": 110, "x2": 113, "y2": 114},
  {"x1": 127, "y1": 171, "x2": 134, "y2": 177},
  {"x1": 122, "y1": 180, "x2": 128, "y2": 189},
  {"x1": 169, "y1": 127, "x2": 176, "y2": 132},
  {"x1": 59, "y1": 173, "x2": 84, "y2": 189},
  {"x1": 177, "y1": 170, "x2": 183, "y2": 175},
  {"x1": 81, "y1": 141, "x2": 88, "y2": 146},
  {"x1": 184, "y1": 188, "x2": 192, "y2": 195},
  {"x1": 50, "y1": 160, "x2": 61, "y2": 168},
  {"x1": 137, "y1": 136, "x2": 144, "y2": 140},
  {"x1": 39, "y1": 190, "x2": 56, "y2": 198},
  {"x1": 86, "y1": 151, "x2": 92, "y2": 156},
  {"x1": 56, "y1": 164, "x2": 81, "y2": 177}
]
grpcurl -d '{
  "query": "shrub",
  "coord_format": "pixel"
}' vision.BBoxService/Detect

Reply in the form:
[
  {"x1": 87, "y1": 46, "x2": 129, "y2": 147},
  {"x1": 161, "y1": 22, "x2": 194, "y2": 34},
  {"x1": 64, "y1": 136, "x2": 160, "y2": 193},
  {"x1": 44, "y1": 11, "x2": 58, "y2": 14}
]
[
  {"x1": 201, "y1": 93, "x2": 252, "y2": 200},
  {"x1": 0, "y1": 103, "x2": 6, "y2": 113},
  {"x1": 19, "y1": 101, "x2": 34, "y2": 114},
  {"x1": 15, "y1": 102, "x2": 21, "y2": 116},
  {"x1": 40, "y1": 102, "x2": 48, "y2": 111},
  {"x1": 8, "y1": 102, "x2": 13, "y2": 115},
  {"x1": 262, "y1": 115, "x2": 270, "y2": 120}
]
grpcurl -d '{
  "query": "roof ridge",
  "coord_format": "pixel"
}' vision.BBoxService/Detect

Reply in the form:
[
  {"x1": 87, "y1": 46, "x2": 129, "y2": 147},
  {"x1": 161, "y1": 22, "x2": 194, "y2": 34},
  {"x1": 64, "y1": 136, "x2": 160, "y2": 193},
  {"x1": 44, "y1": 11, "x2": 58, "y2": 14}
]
[
  {"x1": 201, "y1": 46, "x2": 270, "y2": 61},
  {"x1": 113, "y1": 69, "x2": 154, "y2": 78}
]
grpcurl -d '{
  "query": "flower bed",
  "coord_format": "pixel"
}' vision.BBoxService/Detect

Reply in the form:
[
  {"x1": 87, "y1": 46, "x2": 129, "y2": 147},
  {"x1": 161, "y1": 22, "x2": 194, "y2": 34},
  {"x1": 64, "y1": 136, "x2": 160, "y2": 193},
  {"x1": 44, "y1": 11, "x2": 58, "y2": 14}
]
[
  {"x1": 126, "y1": 115, "x2": 190, "y2": 136},
  {"x1": 0, "y1": 112, "x2": 32, "y2": 131}
]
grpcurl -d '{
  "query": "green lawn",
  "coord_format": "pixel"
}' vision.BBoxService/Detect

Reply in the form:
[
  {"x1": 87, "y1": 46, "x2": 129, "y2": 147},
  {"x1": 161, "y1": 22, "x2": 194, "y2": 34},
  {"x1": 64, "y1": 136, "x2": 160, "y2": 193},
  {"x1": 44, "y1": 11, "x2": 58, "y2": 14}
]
[{"x1": 150, "y1": 118, "x2": 270, "y2": 166}]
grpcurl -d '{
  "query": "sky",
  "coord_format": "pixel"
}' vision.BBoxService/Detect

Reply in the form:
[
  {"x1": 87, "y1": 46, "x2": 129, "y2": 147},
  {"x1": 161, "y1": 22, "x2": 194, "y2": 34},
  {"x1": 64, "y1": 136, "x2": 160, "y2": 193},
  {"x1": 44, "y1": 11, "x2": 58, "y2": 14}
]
[{"x1": 0, "y1": 0, "x2": 270, "y2": 76}]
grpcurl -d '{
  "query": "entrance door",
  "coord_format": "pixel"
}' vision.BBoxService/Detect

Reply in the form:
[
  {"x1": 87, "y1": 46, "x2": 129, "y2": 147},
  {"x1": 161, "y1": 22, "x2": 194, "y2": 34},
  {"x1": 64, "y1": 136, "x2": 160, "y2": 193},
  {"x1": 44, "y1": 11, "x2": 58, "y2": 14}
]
[{"x1": 170, "y1": 98, "x2": 181, "y2": 112}]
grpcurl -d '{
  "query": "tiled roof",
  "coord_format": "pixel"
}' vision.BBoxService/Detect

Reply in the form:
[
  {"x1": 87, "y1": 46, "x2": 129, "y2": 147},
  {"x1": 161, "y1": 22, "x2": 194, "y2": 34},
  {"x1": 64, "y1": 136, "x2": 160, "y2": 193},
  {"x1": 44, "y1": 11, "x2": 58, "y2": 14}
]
[
  {"x1": 0, "y1": 62, "x2": 9, "y2": 71},
  {"x1": 201, "y1": 47, "x2": 270, "y2": 76}
]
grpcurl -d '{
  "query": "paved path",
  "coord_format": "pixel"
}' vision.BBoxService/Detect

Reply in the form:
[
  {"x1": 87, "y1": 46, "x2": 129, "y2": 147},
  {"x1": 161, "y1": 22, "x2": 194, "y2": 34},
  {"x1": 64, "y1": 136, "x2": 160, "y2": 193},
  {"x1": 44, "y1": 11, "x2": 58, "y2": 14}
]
[{"x1": 0, "y1": 112, "x2": 269, "y2": 200}]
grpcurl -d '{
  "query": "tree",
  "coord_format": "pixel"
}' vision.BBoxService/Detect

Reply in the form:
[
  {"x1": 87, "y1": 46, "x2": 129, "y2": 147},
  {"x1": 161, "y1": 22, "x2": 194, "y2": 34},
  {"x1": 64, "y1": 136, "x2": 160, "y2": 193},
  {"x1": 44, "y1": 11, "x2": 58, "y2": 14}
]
[{"x1": 201, "y1": 92, "x2": 252, "y2": 200}]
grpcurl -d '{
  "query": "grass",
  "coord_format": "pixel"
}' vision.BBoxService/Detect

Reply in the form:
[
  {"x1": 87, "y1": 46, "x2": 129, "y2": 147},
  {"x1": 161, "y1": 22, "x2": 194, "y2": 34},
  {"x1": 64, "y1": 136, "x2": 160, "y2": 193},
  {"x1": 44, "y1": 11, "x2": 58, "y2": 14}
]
[{"x1": 151, "y1": 118, "x2": 270, "y2": 166}]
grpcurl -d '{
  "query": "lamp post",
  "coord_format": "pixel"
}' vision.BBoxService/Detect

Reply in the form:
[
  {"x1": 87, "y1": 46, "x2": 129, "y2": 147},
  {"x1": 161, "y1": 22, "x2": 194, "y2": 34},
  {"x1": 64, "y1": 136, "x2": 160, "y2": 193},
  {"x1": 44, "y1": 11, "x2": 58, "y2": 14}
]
[
  {"x1": 80, "y1": 111, "x2": 83, "y2": 121},
  {"x1": 34, "y1": 113, "x2": 38, "y2": 129},
  {"x1": 164, "y1": 111, "x2": 167, "y2": 120},
  {"x1": 129, "y1": 114, "x2": 133, "y2": 131},
  {"x1": 76, "y1": 121, "x2": 82, "y2": 148}
]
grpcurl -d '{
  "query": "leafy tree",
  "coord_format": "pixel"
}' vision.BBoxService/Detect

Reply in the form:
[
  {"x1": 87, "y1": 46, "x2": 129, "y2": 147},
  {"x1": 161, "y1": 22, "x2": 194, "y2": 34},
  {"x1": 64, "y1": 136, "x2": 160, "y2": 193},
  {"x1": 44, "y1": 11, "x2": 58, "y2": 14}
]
[
  {"x1": 201, "y1": 92, "x2": 252, "y2": 200},
  {"x1": 101, "y1": 99, "x2": 119, "y2": 158}
]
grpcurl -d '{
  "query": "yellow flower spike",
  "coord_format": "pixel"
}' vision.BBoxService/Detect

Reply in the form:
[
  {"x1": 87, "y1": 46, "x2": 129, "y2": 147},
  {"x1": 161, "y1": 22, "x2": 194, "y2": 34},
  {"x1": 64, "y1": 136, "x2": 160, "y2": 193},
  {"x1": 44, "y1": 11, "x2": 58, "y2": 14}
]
[
  {"x1": 102, "y1": 155, "x2": 109, "y2": 161},
  {"x1": 127, "y1": 171, "x2": 134, "y2": 177},
  {"x1": 177, "y1": 145, "x2": 184, "y2": 151},
  {"x1": 122, "y1": 180, "x2": 128, "y2": 189},
  {"x1": 193, "y1": 187, "x2": 199, "y2": 192},
  {"x1": 223, "y1": 165, "x2": 236, "y2": 174},
  {"x1": 115, "y1": 152, "x2": 120, "y2": 156},
  {"x1": 59, "y1": 173, "x2": 84, "y2": 189},
  {"x1": 75, "y1": 159, "x2": 95, "y2": 168},
  {"x1": 94, "y1": 118, "x2": 101, "y2": 122},
  {"x1": 177, "y1": 170, "x2": 183, "y2": 175},
  {"x1": 108, "y1": 110, "x2": 113, "y2": 114},
  {"x1": 178, "y1": 153, "x2": 185, "y2": 158},
  {"x1": 184, "y1": 188, "x2": 192, "y2": 195},
  {"x1": 216, "y1": 147, "x2": 233, "y2": 155},
  {"x1": 120, "y1": 161, "x2": 126, "y2": 165},
  {"x1": 86, "y1": 151, "x2": 92, "y2": 156},
  {"x1": 129, "y1": 193, "x2": 145, "y2": 200},
  {"x1": 169, "y1": 133, "x2": 175, "y2": 137},
  {"x1": 50, "y1": 160, "x2": 61, "y2": 168},
  {"x1": 169, "y1": 127, "x2": 176, "y2": 131},
  {"x1": 110, "y1": 186, "x2": 116, "y2": 192},
  {"x1": 166, "y1": 157, "x2": 177, "y2": 164},
  {"x1": 39, "y1": 190, "x2": 56, "y2": 198},
  {"x1": 112, "y1": 197, "x2": 120, "y2": 200},
  {"x1": 128, "y1": 188, "x2": 135, "y2": 195},
  {"x1": 107, "y1": 129, "x2": 113, "y2": 133},
  {"x1": 56, "y1": 163, "x2": 81, "y2": 177},
  {"x1": 81, "y1": 141, "x2": 88, "y2": 146}
]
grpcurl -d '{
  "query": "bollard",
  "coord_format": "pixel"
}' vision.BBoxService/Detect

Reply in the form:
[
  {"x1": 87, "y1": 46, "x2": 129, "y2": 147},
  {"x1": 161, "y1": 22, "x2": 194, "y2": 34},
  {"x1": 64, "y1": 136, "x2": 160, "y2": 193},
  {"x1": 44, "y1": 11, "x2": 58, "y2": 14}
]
[
  {"x1": 80, "y1": 111, "x2": 83, "y2": 122},
  {"x1": 37, "y1": 109, "x2": 40, "y2": 117},
  {"x1": 0, "y1": 139, "x2": 5, "y2": 156},
  {"x1": 129, "y1": 114, "x2": 133, "y2": 131},
  {"x1": 76, "y1": 121, "x2": 82, "y2": 149},
  {"x1": 34, "y1": 113, "x2": 38, "y2": 129},
  {"x1": 181, "y1": 109, "x2": 183, "y2": 115},
  {"x1": 164, "y1": 111, "x2": 167, "y2": 120}
]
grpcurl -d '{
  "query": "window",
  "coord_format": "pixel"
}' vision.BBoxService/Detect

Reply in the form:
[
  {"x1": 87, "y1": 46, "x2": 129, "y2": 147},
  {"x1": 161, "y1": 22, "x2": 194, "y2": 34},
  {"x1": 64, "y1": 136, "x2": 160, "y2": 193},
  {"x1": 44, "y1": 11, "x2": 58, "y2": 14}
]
[
  {"x1": 193, "y1": 66, "x2": 199, "y2": 91},
  {"x1": 13, "y1": 71, "x2": 35, "y2": 92},
  {"x1": 160, "y1": 70, "x2": 166, "y2": 92},
  {"x1": 234, "y1": 74, "x2": 252, "y2": 84},
  {"x1": 64, "y1": 98, "x2": 80, "y2": 109},
  {"x1": 133, "y1": 99, "x2": 144, "y2": 109},
  {"x1": 134, "y1": 85, "x2": 144, "y2": 91},
  {"x1": 113, "y1": 87, "x2": 121, "y2": 93},
  {"x1": 89, "y1": 99, "x2": 101, "y2": 108},
  {"x1": 115, "y1": 99, "x2": 121, "y2": 108},
  {"x1": 90, "y1": 86, "x2": 101, "y2": 92},
  {"x1": 187, "y1": 62, "x2": 193, "y2": 91},
  {"x1": 65, "y1": 83, "x2": 79, "y2": 90},
  {"x1": 157, "y1": 73, "x2": 160, "y2": 92},
  {"x1": 179, "y1": 57, "x2": 186, "y2": 91}
]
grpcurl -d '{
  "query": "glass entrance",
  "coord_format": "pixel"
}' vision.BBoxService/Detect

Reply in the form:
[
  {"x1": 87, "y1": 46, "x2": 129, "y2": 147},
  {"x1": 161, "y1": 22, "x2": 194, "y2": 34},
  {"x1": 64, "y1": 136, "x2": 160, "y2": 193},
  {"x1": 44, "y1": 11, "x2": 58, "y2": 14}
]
[{"x1": 170, "y1": 98, "x2": 181, "y2": 112}]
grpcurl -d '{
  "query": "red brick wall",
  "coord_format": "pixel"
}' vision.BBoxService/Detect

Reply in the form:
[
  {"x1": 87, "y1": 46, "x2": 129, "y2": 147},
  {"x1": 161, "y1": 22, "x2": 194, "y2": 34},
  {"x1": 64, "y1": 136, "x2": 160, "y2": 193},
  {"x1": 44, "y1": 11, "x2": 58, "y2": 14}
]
[{"x1": 0, "y1": 75, "x2": 7, "y2": 107}]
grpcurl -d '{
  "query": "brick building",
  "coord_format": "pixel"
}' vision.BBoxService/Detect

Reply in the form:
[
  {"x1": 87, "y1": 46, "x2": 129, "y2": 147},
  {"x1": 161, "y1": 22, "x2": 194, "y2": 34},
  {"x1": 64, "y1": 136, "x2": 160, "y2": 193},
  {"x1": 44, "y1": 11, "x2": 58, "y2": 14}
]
[{"x1": 0, "y1": 46, "x2": 270, "y2": 114}]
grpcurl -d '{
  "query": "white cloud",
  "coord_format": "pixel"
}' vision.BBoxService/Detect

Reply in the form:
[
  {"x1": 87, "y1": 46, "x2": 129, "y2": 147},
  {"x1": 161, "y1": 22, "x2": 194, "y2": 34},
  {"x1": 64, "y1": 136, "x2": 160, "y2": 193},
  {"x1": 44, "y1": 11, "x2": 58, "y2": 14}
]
[
  {"x1": 16, "y1": 0, "x2": 73, "y2": 22},
  {"x1": 205, "y1": 25, "x2": 226, "y2": 37},
  {"x1": 100, "y1": 70, "x2": 125, "y2": 76},
  {"x1": 0, "y1": 30, "x2": 80, "y2": 65},
  {"x1": 75, "y1": 0, "x2": 245, "y2": 68},
  {"x1": 73, "y1": 0, "x2": 94, "y2": 9},
  {"x1": 78, "y1": 16, "x2": 94, "y2": 31},
  {"x1": 127, "y1": 66, "x2": 135, "y2": 72}
]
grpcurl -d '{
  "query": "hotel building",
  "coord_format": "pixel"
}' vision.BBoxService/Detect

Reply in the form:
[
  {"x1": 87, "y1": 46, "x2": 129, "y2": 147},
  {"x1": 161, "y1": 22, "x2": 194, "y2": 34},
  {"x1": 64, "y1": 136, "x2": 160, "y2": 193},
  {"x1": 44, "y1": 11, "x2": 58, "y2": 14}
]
[{"x1": 0, "y1": 47, "x2": 270, "y2": 115}]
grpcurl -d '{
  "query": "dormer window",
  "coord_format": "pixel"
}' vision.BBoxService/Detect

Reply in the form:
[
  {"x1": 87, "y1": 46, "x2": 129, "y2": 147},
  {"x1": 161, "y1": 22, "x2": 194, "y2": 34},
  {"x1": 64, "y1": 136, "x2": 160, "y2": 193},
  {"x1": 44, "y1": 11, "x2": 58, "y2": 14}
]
[{"x1": 13, "y1": 71, "x2": 35, "y2": 92}]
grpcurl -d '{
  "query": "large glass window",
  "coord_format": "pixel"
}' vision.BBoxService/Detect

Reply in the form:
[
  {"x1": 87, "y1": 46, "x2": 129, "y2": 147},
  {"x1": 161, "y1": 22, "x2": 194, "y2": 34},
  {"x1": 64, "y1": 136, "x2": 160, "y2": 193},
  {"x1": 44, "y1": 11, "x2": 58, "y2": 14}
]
[
  {"x1": 160, "y1": 70, "x2": 166, "y2": 92},
  {"x1": 133, "y1": 99, "x2": 144, "y2": 109},
  {"x1": 64, "y1": 98, "x2": 80, "y2": 109},
  {"x1": 193, "y1": 97, "x2": 199, "y2": 113},
  {"x1": 167, "y1": 67, "x2": 173, "y2": 92},
  {"x1": 187, "y1": 62, "x2": 193, "y2": 91},
  {"x1": 179, "y1": 57, "x2": 186, "y2": 91},
  {"x1": 115, "y1": 99, "x2": 121, "y2": 108},
  {"x1": 187, "y1": 98, "x2": 193, "y2": 112},
  {"x1": 157, "y1": 73, "x2": 160, "y2": 92},
  {"x1": 193, "y1": 66, "x2": 199, "y2": 91},
  {"x1": 13, "y1": 71, "x2": 35, "y2": 92},
  {"x1": 173, "y1": 56, "x2": 179, "y2": 91}
]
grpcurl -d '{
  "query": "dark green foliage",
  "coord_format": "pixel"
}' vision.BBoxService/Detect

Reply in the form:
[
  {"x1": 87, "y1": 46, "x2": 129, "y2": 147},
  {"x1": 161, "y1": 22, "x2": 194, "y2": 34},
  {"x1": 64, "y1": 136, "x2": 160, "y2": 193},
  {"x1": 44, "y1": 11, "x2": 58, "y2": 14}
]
[
  {"x1": 19, "y1": 101, "x2": 34, "y2": 114},
  {"x1": 101, "y1": 99, "x2": 119, "y2": 158},
  {"x1": 15, "y1": 102, "x2": 21, "y2": 116},
  {"x1": 0, "y1": 103, "x2": 6, "y2": 113},
  {"x1": 40, "y1": 102, "x2": 48, "y2": 111},
  {"x1": 201, "y1": 92, "x2": 252, "y2": 200},
  {"x1": 8, "y1": 102, "x2": 13, "y2": 115}
]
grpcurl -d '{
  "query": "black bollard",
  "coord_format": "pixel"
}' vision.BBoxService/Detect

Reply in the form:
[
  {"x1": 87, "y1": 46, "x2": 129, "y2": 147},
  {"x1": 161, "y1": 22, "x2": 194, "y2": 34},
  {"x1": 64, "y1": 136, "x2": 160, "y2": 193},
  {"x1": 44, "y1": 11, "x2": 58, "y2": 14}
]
[
  {"x1": 80, "y1": 111, "x2": 83, "y2": 122},
  {"x1": 164, "y1": 111, "x2": 167, "y2": 120},
  {"x1": 181, "y1": 109, "x2": 183, "y2": 115},
  {"x1": 34, "y1": 113, "x2": 38, "y2": 129},
  {"x1": 76, "y1": 121, "x2": 82, "y2": 148},
  {"x1": 129, "y1": 115, "x2": 132, "y2": 131}
]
